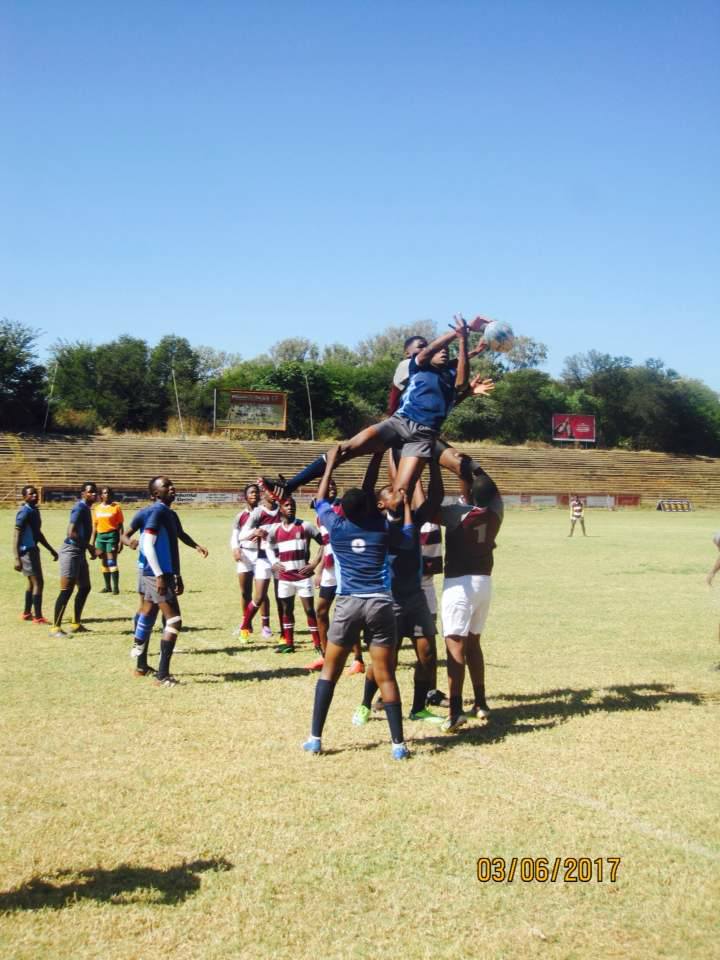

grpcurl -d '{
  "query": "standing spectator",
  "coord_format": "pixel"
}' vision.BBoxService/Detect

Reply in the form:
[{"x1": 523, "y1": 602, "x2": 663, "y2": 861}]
[{"x1": 92, "y1": 486, "x2": 124, "y2": 594}]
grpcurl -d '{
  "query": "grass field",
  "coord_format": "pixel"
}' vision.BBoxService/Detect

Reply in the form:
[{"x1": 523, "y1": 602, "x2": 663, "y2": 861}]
[{"x1": 1, "y1": 505, "x2": 719, "y2": 960}]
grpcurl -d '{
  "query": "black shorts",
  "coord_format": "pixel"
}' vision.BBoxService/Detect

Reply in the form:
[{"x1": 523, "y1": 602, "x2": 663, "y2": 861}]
[
  {"x1": 393, "y1": 590, "x2": 437, "y2": 641},
  {"x1": 327, "y1": 595, "x2": 396, "y2": 649},
  {"x1": 319, "y1": 584, "x2": 337, "y2": 603}
]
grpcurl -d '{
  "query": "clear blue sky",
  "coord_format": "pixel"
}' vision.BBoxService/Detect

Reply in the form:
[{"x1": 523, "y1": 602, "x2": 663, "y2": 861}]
[{"x1": 2, "y1": 1, "x2": 719, "y2": 387}]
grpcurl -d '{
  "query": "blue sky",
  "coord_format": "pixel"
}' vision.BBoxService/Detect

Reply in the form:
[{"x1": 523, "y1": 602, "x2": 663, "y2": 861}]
[{"x1": 2, "y1": 1, "x2": 719, "y2": 387}]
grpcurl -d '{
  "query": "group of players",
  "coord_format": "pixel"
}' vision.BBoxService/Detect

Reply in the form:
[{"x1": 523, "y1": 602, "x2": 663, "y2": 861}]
[{"x1": 14, "y1": 316, "x2": 505, "y2": 756}]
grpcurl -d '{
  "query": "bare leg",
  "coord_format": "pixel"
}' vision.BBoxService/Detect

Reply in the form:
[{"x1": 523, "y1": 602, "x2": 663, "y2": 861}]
[
  {"x1": 445, "y1": 633, "x2": 467, "y2": 724},
  {"x1": 465, "y1": 632, "x2": 489, "y2": 716}
]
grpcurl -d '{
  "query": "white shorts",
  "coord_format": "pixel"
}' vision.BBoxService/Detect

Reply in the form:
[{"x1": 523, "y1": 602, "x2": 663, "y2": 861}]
[
  {"x1": 422, "y1": 576, "x2": 437, "y2": 616},
  {"x1": 441, "y1": 575, "x2": 492, "y2": 637},
  {"x1": 254, "y1": 557, "x2": 274, "y2": 581},
  {"x1": 277, "y1": 577, "x2": 314, "y2": 599},
  {"x1": 236, "y1": 558, "x2": 254, "y2": 574},
  {"x1": 320, "y1": 567, "x2": 337, "y2": 589}
]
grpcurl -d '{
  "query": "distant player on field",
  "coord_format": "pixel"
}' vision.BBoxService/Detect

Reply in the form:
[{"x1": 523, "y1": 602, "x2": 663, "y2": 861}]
[
  {"x1": 50, "y1": 482, "x2": 98, "y2": 636},
  {"x1": 230, "y1": 483, "x2": 272, "y2": 637},
  {"x1": 92, "y1": 486, "x2": 124, "y2": 594},
  {"x1": 235, "y1": 490, "x2": 282, "y2": 640},
  {"x1": 568, "y1": 495, "x2": 586, "y2": 537},
  {"x1": 13, "y1": 484, "x2": 58, "y2": 624}
]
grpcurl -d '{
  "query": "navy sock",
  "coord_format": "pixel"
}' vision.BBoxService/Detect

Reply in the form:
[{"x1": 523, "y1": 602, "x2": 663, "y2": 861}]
[
  {"x1": 450, "y1": 695, "x2": 463, "y2": 720},
  {"x1": 24, "y1": 590, "x2": 33, "y2": 616},
  {"x1": 361, "y1": 677, "x2": 379, "y2": 710},
  {"x1": 287, "y1": 456, "x2": 327, "y2": 495},
  {"x1": 412, "y1": 679, "x2": 430, "y2": 715},
  {"x1": 32, "y1": 594, "x2": 42, "y2": 618},
  {"x1": 54, "y1": 588, "x2": 73, "y2": 628},
  {"x1": 384, "y1": 701, "x2": 404, "y2": 744},
  {"x1": 311, "y1": 678, "x2": 336, "y2": 738},
  {"x1": 73, "y1": 587, "x2": 90, "y2": 624}
]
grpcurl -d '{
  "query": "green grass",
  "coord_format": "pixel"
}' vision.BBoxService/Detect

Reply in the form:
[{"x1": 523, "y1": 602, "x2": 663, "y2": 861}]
[{"x1": 1, "y1": 506, "x2": 719, "y2": 959}]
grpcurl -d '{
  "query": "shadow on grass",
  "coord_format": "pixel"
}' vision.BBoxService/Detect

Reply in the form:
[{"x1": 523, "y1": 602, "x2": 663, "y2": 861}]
[
  {"x1": 416, "y1": 683, "x2": 703, "y2": 754},
  {"x1": 190, "y1": 666, "x2": 312, "y2": 682},
  {"x1": 0, "y1": 857, "x2": 233, "y2": 912}
]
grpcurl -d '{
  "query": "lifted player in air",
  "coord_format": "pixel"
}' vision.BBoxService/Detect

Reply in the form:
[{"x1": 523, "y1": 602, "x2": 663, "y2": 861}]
[
  {"x1": 439, "y1": 471, "x2": 503, "y2": 732},
  {"x1": 265, "y1": 497, "x2": 323, "y2": 654},
  {"x1": 261, "y1": 316, "x2": 472, "y2": 503},
  {"x1": 230, "y1": 483, "x2": 271, "y2": 638},
  {"x1": 13, "y1": 484, "x2": 58, "y2": 624},
  {"x1": 388, "y1": 331, "x2": 495, "y2": 489},
  {"x1": 303, "y1": 447, "x2": 414, "y2": 760},
  {"x1": 92, "y1": 486, "x2": 124, "y2": 594},
  {"x1": 50, "y1": 482, "x2": 98, "y2": 637}
]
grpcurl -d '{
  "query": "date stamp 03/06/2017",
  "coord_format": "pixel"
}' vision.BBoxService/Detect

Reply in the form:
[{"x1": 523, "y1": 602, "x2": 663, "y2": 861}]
[{"x1": 477, "y1": 857, "x2": 622, "y2": 884}]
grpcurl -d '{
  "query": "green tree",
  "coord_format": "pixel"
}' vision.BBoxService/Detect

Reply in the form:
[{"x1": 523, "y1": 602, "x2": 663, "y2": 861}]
[{"x1": 0, "y1": 319, "x2": 46, "y2": 429}]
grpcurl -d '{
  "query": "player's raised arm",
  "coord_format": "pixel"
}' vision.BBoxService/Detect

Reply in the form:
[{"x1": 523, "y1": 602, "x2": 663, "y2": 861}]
[
  {"x1": 454, "y1": 315, "x2": 469, "y2": 393},
  {"x1": 362, "y1": 449, "x2": 385, "y2": 499},
  {"x1": 316, "y1": 444, "x2": 341, "y2": 504}
]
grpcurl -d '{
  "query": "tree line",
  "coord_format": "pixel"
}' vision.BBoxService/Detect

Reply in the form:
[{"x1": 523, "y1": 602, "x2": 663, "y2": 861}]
[{"x1": 2, "y1": 317, "x2": 719, "y2": 457}]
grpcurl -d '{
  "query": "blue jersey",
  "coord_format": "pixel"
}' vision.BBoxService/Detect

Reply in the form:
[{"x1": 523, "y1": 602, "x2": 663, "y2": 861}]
[
  {"x1": 388, "y1": 512, "x2": 424, "y2": 601},
  {"x1": 397, "y1": 356, "x2": 458, "y2": 430},
  {"x1": 66, "y1": 499, "x2": 93, "y2": 549},
  {"x1": 316, "y1": 500, "x2": 392, "y2": 595},
  {"x1": 141, "y1": 502, "x2": 179, "y2": 577},
  {"x1": 15, "y1": 503, "x2": 41, "y2": 553},
  {"x1": 128, "y1": 504, "x2": 154, "y2": 571}
]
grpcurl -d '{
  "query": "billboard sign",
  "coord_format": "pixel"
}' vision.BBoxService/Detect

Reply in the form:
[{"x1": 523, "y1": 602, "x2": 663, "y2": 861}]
[
  {"x1": 552, "y1": 414, "x2": 596, "y2": 443},
  {"x1": 217, "y1": 389, "x2": 288, "y2": 432}
]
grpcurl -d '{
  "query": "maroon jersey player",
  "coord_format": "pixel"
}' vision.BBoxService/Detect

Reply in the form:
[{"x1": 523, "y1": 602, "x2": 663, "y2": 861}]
[{"x1": 439, "y1": 472, "x2": 503, "y2": 732}]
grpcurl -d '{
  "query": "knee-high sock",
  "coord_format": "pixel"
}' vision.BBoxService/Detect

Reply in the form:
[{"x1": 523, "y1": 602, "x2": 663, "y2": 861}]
[
  {"x1": 23, "y1": 590, "x2": 33, "y2": 616},
  {"x1": 32, "y1": 593, "x2": 43, "y2": 619},
  {"x1": 311, "y1": 678, "x2": 336, "y2": 738},
  {"x1": 384, "y1": 701, "x2": 404, "y2": 744},
  {"x1": 157, "y1": 637, "x2": 176, "y2": 679},
  {"x1": 286, "y1": 456, "x2": 327, "y2": 495},
  {"x1": 361, "y1": 676, "x2": 379, "y2": 710},
  {"x1": 53, "y1": 588, "x2": 73, "y2": 628},
  {"x1": 73, "y1": 586, "x2": 90, "y2": 624},
  {"x1": 241, "y1": 600, "x2": 258, "y2": 631}
]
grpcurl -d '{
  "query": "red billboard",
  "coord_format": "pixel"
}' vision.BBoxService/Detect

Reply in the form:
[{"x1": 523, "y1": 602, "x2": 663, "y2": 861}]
[{"x1": 552, "y1": 414, "x2": 596, "y2": 443}]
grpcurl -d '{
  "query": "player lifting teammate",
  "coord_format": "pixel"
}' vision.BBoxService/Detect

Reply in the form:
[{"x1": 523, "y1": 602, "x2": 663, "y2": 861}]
[{"x1": 303, "y1": 446, "x2": 413, "y2": 760}]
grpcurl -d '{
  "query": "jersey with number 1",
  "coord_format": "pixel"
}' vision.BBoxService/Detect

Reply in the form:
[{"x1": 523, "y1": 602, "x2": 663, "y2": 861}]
[{"x1": 440, "y1": 495, "x2": 504, "y2": 577}]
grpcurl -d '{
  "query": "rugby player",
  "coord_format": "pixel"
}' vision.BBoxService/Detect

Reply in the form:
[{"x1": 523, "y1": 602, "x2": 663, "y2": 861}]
[
  {"x1": 439, "y1": 471, "x2": 503, "y2": 731},
  {"x1": 236, "y1": 489, "x2": 281, "y2": 640},
  {"x1": 264, "y1": 497, "x2": 323, "y2": 653},
  {"x1": 13, "y1": 484, "x2": 58, "y2": 624},
  {"x1": 302, "y1": 447, "x2": 413, "y2": 760},
  {"x1": 261, "y1": 316, "x2": 472, "y2": 503},
  {"x1": 50, "y1": 482, "x2": 98, "y2": 636},
  {"x1": 230, "y1": 483, "x2": 272, "y2": 638}
]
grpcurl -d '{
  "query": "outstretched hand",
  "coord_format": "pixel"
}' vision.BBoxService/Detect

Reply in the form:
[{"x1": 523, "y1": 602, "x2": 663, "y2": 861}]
[{"x1": 470, "y1": 374, "x2": 495, "y2": 397}]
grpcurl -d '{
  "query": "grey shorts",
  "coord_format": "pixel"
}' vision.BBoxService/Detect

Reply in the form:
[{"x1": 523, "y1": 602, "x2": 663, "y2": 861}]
[
  {"x1": 328, "y1": 595, "x2": 397, "y2": 649},
  {"x1": 393, "y1": 589, "x2": 437, "y2": 641},
  {"x1": 143, "y1": 575, "x2": 178, "y2": 605},
  {"x1": 19, "y1": 547, "x2": 42, "y2": 578},
  {"x1": 59, "y1": 542, "x2": 90, "y2": 586},
  {"x1": 374, "y1": 413, "x2": 438, "y2": 460}
]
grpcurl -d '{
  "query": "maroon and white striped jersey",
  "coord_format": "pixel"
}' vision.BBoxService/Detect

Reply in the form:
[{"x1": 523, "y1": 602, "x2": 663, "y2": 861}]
[
  {"x1": 237, "y1": 505, "x2": 280, "y2": 560},
  {"x1": 265, "y1": 519, "x2": 322, "y2": 581},
  {"x1": 230, "y1": 508, "x2": 259, "y2": 560},
  {"x1": 420, "y1": 520, "x2": 442, "y2": 577}
]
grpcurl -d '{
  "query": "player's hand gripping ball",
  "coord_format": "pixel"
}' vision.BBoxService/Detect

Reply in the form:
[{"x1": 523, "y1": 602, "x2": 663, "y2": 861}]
[{"x1": 480, "y1": 319, "x2": 515, "y2": 353}]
